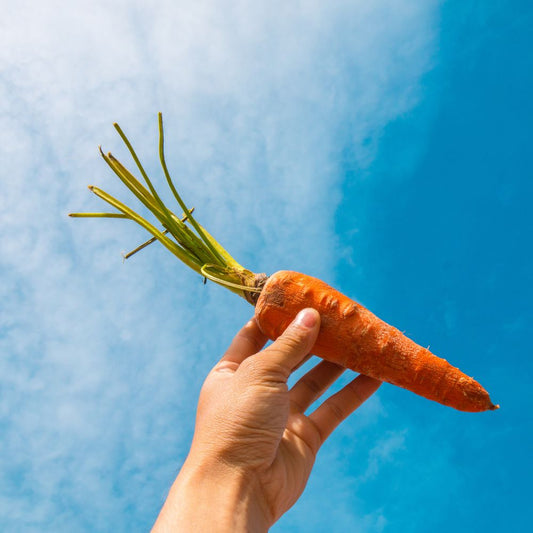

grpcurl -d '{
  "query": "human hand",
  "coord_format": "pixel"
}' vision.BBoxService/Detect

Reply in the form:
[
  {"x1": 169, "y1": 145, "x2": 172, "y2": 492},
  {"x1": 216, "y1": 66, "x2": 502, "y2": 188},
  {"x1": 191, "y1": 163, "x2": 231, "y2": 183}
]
[{"x1": 152, "y1": 308, "x2": 381, "y2": 532}]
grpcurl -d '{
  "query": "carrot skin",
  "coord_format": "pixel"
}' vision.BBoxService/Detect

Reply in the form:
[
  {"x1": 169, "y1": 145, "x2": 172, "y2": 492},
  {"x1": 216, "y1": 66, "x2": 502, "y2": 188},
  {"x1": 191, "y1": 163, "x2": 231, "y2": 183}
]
[{"x1": 255, "y1": 271, "x2": 498, "y2": 412}]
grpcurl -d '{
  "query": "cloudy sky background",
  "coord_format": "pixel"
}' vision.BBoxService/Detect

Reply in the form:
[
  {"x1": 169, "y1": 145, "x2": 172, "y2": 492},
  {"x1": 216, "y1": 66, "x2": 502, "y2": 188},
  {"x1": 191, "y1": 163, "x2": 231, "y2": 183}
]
[{"x1": 1, "y1": 1, "x2": 531, "y2": 531}]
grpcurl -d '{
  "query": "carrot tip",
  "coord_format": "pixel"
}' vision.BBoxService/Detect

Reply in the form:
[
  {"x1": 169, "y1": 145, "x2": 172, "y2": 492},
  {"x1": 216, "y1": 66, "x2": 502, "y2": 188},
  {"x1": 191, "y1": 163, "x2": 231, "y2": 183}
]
[{"x1": 490, "y1": 403, "x2": 500, "y2": 410}]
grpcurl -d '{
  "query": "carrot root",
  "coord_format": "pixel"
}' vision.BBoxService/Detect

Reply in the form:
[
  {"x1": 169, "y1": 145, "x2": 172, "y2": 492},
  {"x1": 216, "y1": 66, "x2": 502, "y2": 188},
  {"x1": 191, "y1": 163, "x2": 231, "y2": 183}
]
[{"x1": 255, "y1": 271, "x2": 498, "y2": 412}]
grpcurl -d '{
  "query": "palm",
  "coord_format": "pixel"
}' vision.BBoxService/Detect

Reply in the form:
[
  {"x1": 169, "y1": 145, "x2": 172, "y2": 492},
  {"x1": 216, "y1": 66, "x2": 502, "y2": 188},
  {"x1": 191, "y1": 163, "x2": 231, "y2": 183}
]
[
  {"x1": 198, "y1": 319, "x2": 380, "y2": 524},
  {"x1": 261, "y1": 415, "x2": 319, "y2": 519}
]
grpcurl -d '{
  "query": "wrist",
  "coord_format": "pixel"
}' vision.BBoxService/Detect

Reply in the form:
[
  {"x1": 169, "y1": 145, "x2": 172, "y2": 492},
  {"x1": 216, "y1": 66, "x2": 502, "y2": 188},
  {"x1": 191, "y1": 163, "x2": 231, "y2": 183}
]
[{"x1": 152, "y1": 456, "x2": 271, "y2": 532}]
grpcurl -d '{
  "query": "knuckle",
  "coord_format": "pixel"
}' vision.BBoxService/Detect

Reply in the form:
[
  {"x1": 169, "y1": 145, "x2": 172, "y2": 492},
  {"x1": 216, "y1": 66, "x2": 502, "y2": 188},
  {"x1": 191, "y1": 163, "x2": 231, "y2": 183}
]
[
  {"x1": 262, "y1": 345, "x2": 286, "y2": 360},
  {"x1": 239, "y1": 354, "x2": 288, "y2": 384},
  {"x1": 306, "y1": 414, "x2": 327, "y2": 446},
  {"x1": 325, "y1": 399, "x2": 346, "y2": 423},
  {"x1": 301, "y1": 375, "x2": 322, "y2": 396},
  {"x1": 348, "y1": 383, "x2": 364, "y2": 405},
  {"x1": 290, "y1": 398, "x2": 305, "y2": 413},
  {"x1": 276, "y1": 331, "x2": 307, "y2": 353},
  {"x1": 238, "y1": 356, "x2": 262, "y2": 378}
]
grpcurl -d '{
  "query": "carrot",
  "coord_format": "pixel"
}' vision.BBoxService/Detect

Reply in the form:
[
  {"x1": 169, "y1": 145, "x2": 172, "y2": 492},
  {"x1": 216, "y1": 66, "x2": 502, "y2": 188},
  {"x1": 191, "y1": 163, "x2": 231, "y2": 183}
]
[
  {"x1": 70, "y1": 113, "x2": 499, "y2": 413},
  {"x1": 255, "y1": 271, "x2": 498, "y2": 412}
]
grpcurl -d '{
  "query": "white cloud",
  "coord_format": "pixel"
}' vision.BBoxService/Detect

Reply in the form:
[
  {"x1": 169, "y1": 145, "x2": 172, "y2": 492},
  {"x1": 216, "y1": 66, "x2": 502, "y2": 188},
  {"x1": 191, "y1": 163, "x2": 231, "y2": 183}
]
[{"x1": 0, "y1": 0, "x2": 439, "y2": 530}]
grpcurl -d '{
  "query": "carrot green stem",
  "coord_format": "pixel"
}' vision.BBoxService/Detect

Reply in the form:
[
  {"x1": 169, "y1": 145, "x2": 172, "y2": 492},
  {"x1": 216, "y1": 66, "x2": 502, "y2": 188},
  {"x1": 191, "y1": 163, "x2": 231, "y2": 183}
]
[
  {"x1": 110, "y1": 126, "x2": 202, "y2": 258},
  {"x1": 88, "y1": 185, "x2": 202, "y2": 271},
  {"x1": 201, "y1": 264, "x2": 262, "y2": 293},
  {"x1": 157, "y1": 112, "x2": 226, "y2": 267},
  {"x1": 123, "y1": 230, "x2": 169, "y2": 259},
  {"x1": 69, "y1": 213, "x2": 129, "y2": 218},
  {"x1": 123, "y1": 208, "x2": 195, "y2": 259},
  {"x1": 70, "y1": 113, "x2": 259, "y2": 301},
  {"x1": 100, "y1": 148, "x2": 213, "y2": 265}
]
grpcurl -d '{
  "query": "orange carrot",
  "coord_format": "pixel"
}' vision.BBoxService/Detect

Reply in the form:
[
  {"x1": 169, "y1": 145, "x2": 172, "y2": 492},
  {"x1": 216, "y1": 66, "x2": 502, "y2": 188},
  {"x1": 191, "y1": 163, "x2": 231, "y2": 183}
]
[
  {"x1": 70, "y1": 114, "x2": 499, "y2": 413},
  {"x1": 255, "y1": 271, "x2": 498, "y2": 412}
]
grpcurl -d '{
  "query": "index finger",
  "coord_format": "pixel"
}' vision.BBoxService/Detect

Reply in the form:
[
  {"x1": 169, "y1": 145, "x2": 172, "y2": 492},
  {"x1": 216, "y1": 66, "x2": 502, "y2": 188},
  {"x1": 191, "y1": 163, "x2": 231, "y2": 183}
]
[{"x1": 218, "y1": 317, "x2": 269, "y2": 368}]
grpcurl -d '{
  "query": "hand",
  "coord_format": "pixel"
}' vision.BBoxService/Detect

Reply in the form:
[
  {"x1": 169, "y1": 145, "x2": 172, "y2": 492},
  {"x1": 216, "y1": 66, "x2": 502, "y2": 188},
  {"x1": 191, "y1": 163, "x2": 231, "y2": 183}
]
[{"x1": 152, "y1": 308, "x2": 381, "y2": 532}]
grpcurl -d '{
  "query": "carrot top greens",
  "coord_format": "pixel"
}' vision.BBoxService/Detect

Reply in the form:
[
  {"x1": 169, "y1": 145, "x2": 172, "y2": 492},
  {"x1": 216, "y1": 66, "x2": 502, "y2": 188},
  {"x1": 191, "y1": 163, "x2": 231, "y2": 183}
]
[{"x1": 69, "y1": 113, "x2": 261, "y2": 301}]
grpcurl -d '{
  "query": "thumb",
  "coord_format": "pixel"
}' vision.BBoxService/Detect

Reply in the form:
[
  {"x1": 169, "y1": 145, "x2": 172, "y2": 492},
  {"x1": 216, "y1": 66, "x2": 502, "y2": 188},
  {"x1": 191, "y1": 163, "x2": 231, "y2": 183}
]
[{"x1": 258, "y1": 308, "x2": 321, "y2": 377}]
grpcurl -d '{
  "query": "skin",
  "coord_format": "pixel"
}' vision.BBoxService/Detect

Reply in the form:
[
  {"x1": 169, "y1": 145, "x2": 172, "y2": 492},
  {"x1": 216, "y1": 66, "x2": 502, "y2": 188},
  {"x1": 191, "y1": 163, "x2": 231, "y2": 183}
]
[{"x1": 152, "y1": 308, "x2": 381, "y2": 532}]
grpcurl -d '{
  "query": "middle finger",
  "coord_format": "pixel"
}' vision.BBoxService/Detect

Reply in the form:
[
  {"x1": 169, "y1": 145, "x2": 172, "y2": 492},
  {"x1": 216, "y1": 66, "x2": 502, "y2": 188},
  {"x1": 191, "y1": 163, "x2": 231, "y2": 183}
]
[{"x1": 289, "y1": 360, "x2": 345, "y2": 413}]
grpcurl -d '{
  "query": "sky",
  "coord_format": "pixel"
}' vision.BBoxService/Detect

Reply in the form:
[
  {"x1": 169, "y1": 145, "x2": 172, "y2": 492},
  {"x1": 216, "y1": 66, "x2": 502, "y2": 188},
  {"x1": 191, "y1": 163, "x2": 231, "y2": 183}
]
[{"x1": 0, "y1": 1, "x2": 531, "y2": 531}]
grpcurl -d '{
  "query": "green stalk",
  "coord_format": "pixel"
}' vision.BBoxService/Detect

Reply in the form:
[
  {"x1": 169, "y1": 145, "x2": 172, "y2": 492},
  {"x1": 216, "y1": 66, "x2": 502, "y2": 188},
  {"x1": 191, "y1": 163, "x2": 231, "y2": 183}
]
[
  {"x1": 69, "y1": 213, "x2": 129, "y2": 218},
  {"x1": 100, "y1": 148, "x2": 213, "y2": 265},
  {"x1": 99, "y1": 149, "x2": 166, "y2": 219},
  {"x1": 157, "y1": 112, "x2": 226, "y2": 266},
  {"x1": 113, "y1": 122, "x2": 217, "y2": 265},
  {"x1": 69, "y1": 113, "x2": 261, "y2": 301},
  {"x1": 88, "y1": 185, "x2": 202, "y2": 271}
]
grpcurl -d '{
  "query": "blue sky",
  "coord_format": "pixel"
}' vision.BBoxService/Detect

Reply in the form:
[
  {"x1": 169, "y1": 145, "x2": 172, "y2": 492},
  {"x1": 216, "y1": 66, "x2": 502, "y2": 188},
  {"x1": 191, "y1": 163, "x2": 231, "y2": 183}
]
[{"x1": 1, "y1": 1, "x2": 531, "y2": 531}]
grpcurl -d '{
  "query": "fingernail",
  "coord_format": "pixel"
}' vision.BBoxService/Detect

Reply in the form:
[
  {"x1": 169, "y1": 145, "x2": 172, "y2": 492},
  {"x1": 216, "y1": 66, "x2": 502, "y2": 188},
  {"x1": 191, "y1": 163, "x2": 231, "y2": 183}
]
[{"x1": 295, "y1": 308, "x2": 318, "y2": 329}]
